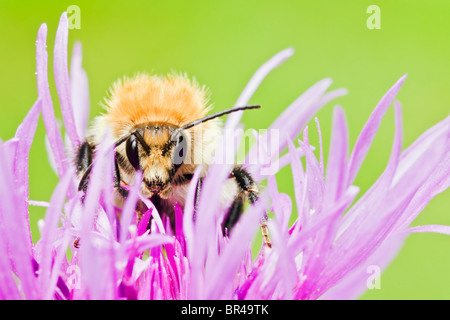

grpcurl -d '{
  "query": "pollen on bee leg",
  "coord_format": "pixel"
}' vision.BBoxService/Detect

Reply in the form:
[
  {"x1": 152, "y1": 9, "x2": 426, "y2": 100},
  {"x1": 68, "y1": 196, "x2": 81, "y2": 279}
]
[
  {"x1": 135, "y1": 198, "x2": 150, "y2": 225},
  {"x1": 260, "y1": 217, "x2": 272, "y2": 248},
  {"x1": 136, "y1": 209, "x2": 143, "y2": 224},
  {"x1": 73, "y1": 237, "x2": 80, "y2": 249}
]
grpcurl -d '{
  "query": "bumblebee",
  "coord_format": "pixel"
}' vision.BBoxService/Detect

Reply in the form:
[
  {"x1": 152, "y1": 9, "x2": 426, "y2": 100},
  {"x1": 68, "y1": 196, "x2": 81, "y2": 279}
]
[{"x1": 75, "y1": 74, "x2": 270, "y2": 247}]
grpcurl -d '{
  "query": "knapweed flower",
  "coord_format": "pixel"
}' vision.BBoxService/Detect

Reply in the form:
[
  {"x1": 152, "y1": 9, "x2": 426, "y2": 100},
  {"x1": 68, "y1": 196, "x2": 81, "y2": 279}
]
[{"x1": 0, "y1": 12, "x2": 448, "y2": 300}]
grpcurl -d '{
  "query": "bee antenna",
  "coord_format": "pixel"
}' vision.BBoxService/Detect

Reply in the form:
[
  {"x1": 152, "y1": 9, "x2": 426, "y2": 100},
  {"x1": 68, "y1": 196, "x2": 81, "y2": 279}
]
[
  {"x1": 114, "y1": 129, "x2": 150, "y2": 153},
  {"x1": 173, "y1": 105, "x2": 261, "y2": 137},
  {"x1": 114, "y1": 133, "x2": 132, "y2": 148}
]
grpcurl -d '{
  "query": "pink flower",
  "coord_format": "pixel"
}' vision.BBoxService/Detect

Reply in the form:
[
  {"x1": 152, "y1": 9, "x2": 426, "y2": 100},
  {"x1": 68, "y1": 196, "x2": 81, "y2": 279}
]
[{"x1": 0, "y1": 12, "x2": 448, "y2": 300}]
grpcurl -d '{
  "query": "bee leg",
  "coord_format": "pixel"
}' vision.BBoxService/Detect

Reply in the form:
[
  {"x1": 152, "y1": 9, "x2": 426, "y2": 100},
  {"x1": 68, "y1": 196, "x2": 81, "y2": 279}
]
[
  {"x1": 76, "y1": 141, "x2": 129, "y2": 196},
  {"x1": 222, "y1": 192, "x2": 245, "y2": 236},
  {"x1": 192, "y1": 177, "x2": 203, "y2": 223},
  {"x1": 225, "y1": 166, "x2": 272, "y2": 248},
  {"x1": 76, "y1": 141, "x2": 94, "y2": 175},
  {"x1": 76, "y1": 141, "x2": 95, "y2": 192},
  {"x1": 112, "y1": 154, "x2": 148, "y2": 225},
  {"x1": 74, "y1": 143, "x2": 131, "y2": 247},
  {"x1": 73, "y1": 141, "x2": 95, "y2": 249},
  {"x1": 113, "y1": 153, "x2": 129, "y2": 198}
]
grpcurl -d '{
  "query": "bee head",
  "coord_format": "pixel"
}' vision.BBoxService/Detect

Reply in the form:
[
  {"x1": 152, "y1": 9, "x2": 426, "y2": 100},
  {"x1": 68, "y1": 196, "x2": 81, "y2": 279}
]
[
  {"x1": 114, "y1": 124, "x2": 187, "y2": 199},
  {"x1": 114, "y1": 105, "x2": 260, "y2": 199}
]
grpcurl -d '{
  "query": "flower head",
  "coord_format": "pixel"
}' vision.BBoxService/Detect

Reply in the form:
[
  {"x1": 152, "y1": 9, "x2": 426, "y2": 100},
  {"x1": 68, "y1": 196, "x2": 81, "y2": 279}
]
[{"x1": 0, "y1": 12, "x2": 448, "y2": 300}]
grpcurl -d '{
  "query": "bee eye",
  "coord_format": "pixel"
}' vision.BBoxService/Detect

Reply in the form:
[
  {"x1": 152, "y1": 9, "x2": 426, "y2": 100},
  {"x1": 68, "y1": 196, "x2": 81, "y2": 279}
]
[
  {"x1": 126, "y1": 134, "x2": 140, "y2": 170},
  {"x1": 173, "y1": 133, "x2": 186, "y2": 166}
]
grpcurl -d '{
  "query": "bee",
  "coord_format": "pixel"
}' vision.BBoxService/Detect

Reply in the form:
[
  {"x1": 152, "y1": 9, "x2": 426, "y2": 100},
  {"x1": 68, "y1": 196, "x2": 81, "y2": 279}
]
[{"x1": 75, "y1": 74, "x2": 271, "y2": 247}]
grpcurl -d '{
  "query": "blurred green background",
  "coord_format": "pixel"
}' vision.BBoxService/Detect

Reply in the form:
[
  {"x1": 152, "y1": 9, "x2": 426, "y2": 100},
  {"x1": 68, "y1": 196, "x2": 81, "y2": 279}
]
[{"x1": 0, "y1": 0, "x2": 448, "y2": 299}]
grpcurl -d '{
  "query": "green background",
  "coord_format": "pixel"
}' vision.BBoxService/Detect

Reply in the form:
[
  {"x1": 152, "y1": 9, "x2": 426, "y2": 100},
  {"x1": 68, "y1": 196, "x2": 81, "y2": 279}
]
[{"x1": 0, "y1": 0, "x2": 448, "y2": 299}]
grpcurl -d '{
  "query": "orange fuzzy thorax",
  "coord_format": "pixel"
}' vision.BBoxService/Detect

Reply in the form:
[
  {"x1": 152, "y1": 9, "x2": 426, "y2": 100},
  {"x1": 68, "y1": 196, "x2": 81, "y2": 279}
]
[{"x1": 103, "y1": 74, "x2": 210, "y2": 137}]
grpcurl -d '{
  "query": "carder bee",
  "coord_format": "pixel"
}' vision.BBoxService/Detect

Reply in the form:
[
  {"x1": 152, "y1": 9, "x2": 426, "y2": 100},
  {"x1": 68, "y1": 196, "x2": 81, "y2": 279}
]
[{"x1": 75, "y1": 74, "x2": 271, "y2": 247}]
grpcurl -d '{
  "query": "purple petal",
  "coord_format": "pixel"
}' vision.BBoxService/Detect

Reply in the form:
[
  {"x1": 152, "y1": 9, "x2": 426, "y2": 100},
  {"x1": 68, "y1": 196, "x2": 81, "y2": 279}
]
[
  {"x1": 394, "y1": 147, "x2": 450, "y2": 230},
  {"x1": 287, "y1": 138, "x2": 307, "y2": 225},
  {"x1": 387, "y1": 115, "x2": 450, "y2": 224},
  {"x1": 54, "y1": 12, "x2": 80, "y2": 147},
  {"x1": 320, "y1": 234, "x2": 406, "y2": 300},
  {"x1": 338, "y1": 101, "x2": 403, "y2": 239},
  {"x1": 268, "y1": 219, "x2": 298, "y2": 299},
  {"x1": 36, "y1": 23, "x2": 68, "y2": 177},
  {"x1": 78, "y1": 133, "x2": 117, "y2": 299},
  {"x1": 70, "y1": 41, "x2": 90, "y2": 139},
  {"x1": 27, "y1": 200, "x2": 50, "y2": 207},
  {"x1": 267, "y1": 175, "x2": 291, "y2": 232},
  {"x1": 1, "y1": 138, "x2": 18, "y2": 177},
  {"x1": 174, "y1": 203, "x2": 184, "y2": 237},
  {"x1": 0, "y1": 244, "x2": 22, "y2": 299},
  {"x1": 315, "y1": 117, "x2": 324, "y2": 175},
  {"x1": 190, "y1": 130, "x2": 241, "y2": 299},
  {"x1": 295, "y1": 111, "x2": 351, "y2": 297},
  {"x1": 269, "y1": 78, "x2": 331, "y2": 131},
  {"x1": 225, "y1": 48, "x2": 294, "y2": 130},
  {"x1": 277, "y1": 145, "x2": 307, "y2": 172},
  {"x1": 119, "y1": 171, "x2": 142, "y2": 244},
  {"x1": 44, "y1": 134, "x2": 58, "y2": 175},
  {"x1": 126, "y1": 234, "x2": 173, "y2": 254},
  {"x1": 80, "y1": 133, "x2": 114, "y2": 233},
  {"x1": 38, "y1": 170, "x2": 73, "y2": 299},
  {"x1": 13, "y1": 99, "x2": 42, "y2": 245},
  {"x1": 246, "y1": 79, "x2": 347, "y2": 178},
  {"x1": 317, "y1": 102, "x2": 404, "y2": 299},
  {"x1": 204, "y1": 196, "x2": 267, "y2": 299},
  {"x1": 48, "y1": 226, "x2": 72, "y2": 300},
  {"x1": 287, "y1": 184, "x2": 359, "y2": 258},
  {"x1": 395, "y1": 115, "x2": 449, "y2": 185},
  {"x1": 406, "y1": 225, "x2": 450, "y2": 235},
  {"x1": 0, "y1": 147, "x2": 23, "y2": 299},
  {"x1": 138, "y1": 195, "x2": 166, "y2": 235},
  {"x1": 345, "y1": 74, "x2": 407, "y2": 187},
  {"x1": 299, "y1": 129, "x2": 325, "y2": 216},
  {"x1": 381, "y1": 109, "x2": 450, "y2": 231},
  {"x1": 137, "y1": 208, "x2": 152, "y2": 237},
  {"x1": 318, "y1": 197, "x2": 411, "y2": 300},
  {"x1": 182, "y1": 165, "x2": 202, "y2": 259},
  {"x1": 0, "y1": 145, "x2": 37, "y2": 299},
  {"x1": 296, "y1": 124, "x2": 354, "y2": 297},
  {"x1": 324, "y1": 106, "x2": 349, "y2": 205},
  {"x1": 98, "y1": 146, "x2": 116, "y2": 229},
  {"x1": 13, "y1": 99, "x2": 41, "y2": 201}
]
